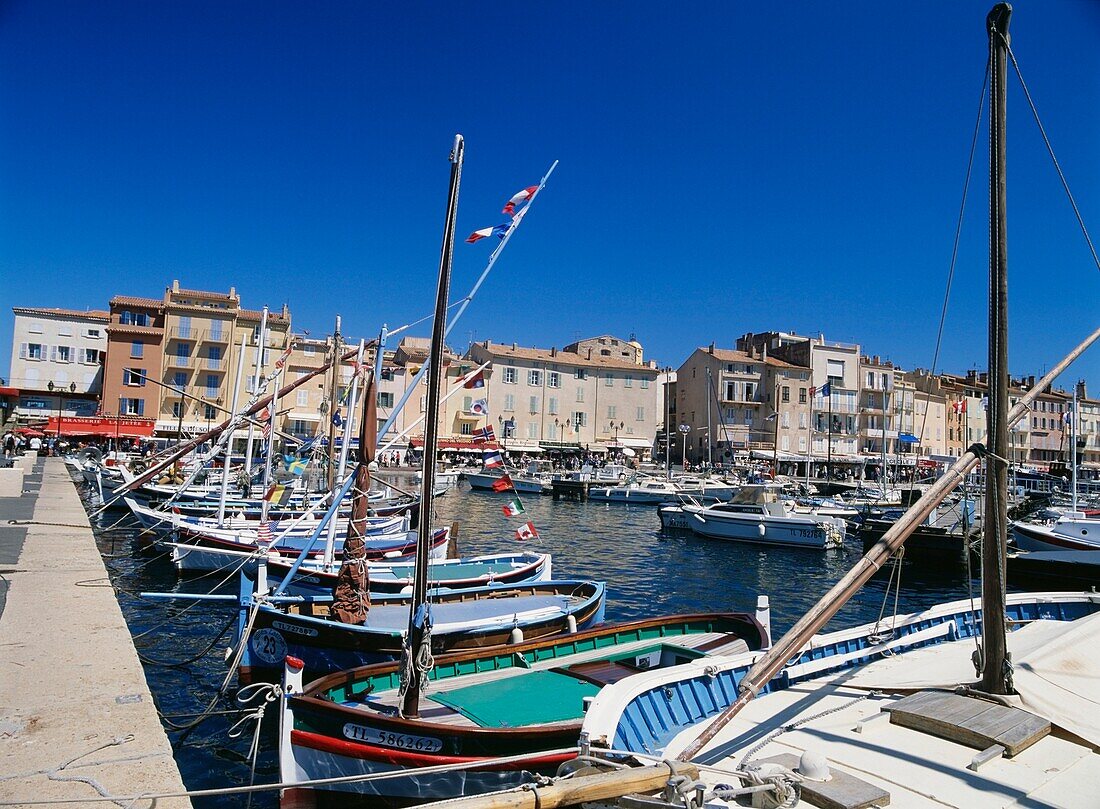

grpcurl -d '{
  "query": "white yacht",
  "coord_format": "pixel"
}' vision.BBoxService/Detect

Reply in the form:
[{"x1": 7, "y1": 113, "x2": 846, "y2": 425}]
[{"x1": 689, "y1": 485, "x2": 846, "y2": 549}]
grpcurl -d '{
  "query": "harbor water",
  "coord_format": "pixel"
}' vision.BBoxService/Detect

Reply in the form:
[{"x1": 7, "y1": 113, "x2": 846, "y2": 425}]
[{"x1": 83, "y1": 474, "x2": 986, "y2": 808}]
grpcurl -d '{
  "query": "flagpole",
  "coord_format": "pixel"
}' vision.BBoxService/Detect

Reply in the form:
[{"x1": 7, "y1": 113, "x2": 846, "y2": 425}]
[
  {"x1": 806, "y1": 385, "x2": 813, "y2": 490},
  {"x1": 375, "y1": 160, "x2": 558, "y2": 447},
  {"x1": 244, "y1": 306, "x2": 269, "y2": 489},
  {"x1": 326, "y1": 316, "x2": 343, "y2": 491},
  {"x1": 827, "y1": 384, "x2": 833, "y2": 481}
]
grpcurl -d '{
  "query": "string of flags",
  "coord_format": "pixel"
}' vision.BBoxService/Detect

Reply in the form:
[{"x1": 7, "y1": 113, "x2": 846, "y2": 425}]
[
  {"x1": 464, "y1": 181, "x2": 543, "y2": 542},
  {"x1": 466, "y1": 183, "x2": 539, "y2": 245}
]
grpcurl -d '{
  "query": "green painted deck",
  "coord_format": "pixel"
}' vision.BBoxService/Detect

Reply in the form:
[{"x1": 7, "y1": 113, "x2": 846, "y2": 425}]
[{"x1": 429, "y1": 669, "x2": 600, "y2": 727}]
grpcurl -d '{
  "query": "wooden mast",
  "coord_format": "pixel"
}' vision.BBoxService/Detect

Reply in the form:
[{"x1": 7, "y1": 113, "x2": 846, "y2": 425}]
[
  {"x1": 401, "y1": 134, "x2": 464, "y2": 718},
  {"x1": 325, "y1": 315, "x2": 343, "y2": 492},
  {"x1": 981, "y1": 0, "x2": 1012, "y2": 695}
]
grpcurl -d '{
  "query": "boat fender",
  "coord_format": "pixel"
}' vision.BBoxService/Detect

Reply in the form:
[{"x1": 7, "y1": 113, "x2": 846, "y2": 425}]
[
  {"x1": 509, "y1": 627, "x2": 524, "y2": 644},
  {"x1": 758, "y1": 523, "x2": 766, "y2": 537},
  {"x1": 567, "y1": 614, "x2": 578, "y2": 634}
]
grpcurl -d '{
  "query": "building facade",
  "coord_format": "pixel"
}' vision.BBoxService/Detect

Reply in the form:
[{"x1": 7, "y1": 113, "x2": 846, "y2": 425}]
[
  {"x1": 464, "y1": 338, "x2": 661, "y2": 457},
  {"x1": 9, "y1": 307, "x2": 109, "y2": 425}
]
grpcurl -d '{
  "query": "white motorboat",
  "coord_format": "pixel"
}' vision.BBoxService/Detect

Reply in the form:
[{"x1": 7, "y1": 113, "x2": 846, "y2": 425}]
[
  {"x1": 1011, "y1": 512, "x2": 1100, "y2": 552},
  {"x1": 689, "y1": 484, "x2": 846, "y2": 548},
  {"x1": 589, "y1": 477, "x2": 686, "y2": 504}
]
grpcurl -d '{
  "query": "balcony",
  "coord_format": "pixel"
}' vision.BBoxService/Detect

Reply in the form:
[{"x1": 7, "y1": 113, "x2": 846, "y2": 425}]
[
  {"x1": 859, "y1": 426, "x2": 898, "y2": 439},
  {"x1": 166, "y1": 355, "x2": 191, "y2": 368},
  {"x1": 201, "y1": 357, "x2": 226, "y2": 372},
  {"x1": 203, "y1": 329, "x2": 230, "y2": 344}
]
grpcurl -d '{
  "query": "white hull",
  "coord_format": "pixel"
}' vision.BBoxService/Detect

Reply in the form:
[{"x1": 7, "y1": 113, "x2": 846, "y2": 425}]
[
  {"x1": 1011, "y1": 517, "x2": 1100, "y2": 553},
  {"x1": 689, "y1": 511, "x2": 844, "y2": 548}
]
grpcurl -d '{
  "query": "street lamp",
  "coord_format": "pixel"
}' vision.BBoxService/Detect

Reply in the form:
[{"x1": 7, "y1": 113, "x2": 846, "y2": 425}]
[
  {"x1": 610, "y1": 420, "x2": 624, "y2": 450},
  {"x1": 46, "y1": 380, "x2": 77, "y2": 450},
  {"x1": 678, "y1": 423, "x2": 690, "y2": 469}
]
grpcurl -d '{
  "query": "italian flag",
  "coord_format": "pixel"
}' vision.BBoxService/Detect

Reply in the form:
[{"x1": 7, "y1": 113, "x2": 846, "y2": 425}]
[
  {"x1": 502, "y1": 498, "x2": 525, "y2": 517},
  {"x1": 515, "y1": 522, "x2": 539, "y2": 541}
]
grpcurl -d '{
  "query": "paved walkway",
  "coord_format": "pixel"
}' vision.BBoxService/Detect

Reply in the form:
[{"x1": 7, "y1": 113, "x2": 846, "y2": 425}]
[{"x1": 0, "y1": 458, "x2": 191, "y2": 807}]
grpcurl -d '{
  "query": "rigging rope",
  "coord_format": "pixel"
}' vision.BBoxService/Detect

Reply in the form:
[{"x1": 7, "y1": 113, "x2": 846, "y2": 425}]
[
  {"x1": 998, "y1": 32, "x2": 1100, "y2": 275},
  {"x1": 912, "y1": 52, "x2": 990, "y2": 485}
]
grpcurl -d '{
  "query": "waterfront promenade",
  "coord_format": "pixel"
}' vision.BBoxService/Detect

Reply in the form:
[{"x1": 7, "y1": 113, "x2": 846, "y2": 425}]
[{"x1": 0, "y1": 457, "x2": 191, "y2": 808}]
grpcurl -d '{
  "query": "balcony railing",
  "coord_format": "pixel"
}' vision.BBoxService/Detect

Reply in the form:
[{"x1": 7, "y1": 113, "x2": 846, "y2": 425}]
[
  {"x1": 166, "y1": 355, "x2": 191, "y2": 368},
  {"x1": 204, "y1": 329, "x2": 229, "y2": 343},
  {"x1": 203, "y1": 357, "x2": 225, "y2": 371}
]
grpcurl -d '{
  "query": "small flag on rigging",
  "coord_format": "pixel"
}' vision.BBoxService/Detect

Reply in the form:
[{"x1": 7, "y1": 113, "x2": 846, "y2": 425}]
[
  {"x1": 502, "y1": 186, "x2": 538, "y2": 216},
  {"x1": 466, "y1": 224, "x2": 509, "y2": 243},
  {"x1": 472, "y1": 425, "x2": 496, "y2": 444},
  {"x1": 483, "y1": 449, "x2": 505, "y2": 469},
  {"x1": 464, "y1": 370, "x2": 486, "y2": 389},
  {"x1": 256, "y1": 520, "x2": 277, "y2": 544},
  {"x1": 273, "y1": 346, "x2": 293, "y2": 371},
  {"x1": 264, "y1": 483, "x2": 292, "y2": 505},
  {"x1": 515, "y1": 522, "x2": 539, "y2": 541},
  {"x1": 491, "y1": 474, "x2": 514, "y2": 492},
  {"x1": 952, "y1": 399, "x2": 968, "y2": 415},
  {"x1": 470, "y1": 398, "x2": 489, "y2": 416},
  {"x1": 502, "y1": 497, "x2": 525, "y2": 517}
]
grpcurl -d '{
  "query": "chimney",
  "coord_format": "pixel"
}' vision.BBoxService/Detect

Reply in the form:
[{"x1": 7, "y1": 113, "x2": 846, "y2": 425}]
[
  {"x1": 762, "y1": 343, "x2": 768, "y2": 362},
  {"x1": 171, "y1": 279, "x2": 180, "y2": 292},
  {"x1": 281, "y1": 303, "x2": 289, "y2": 318},
  {"x1": 512, "y1": 341, "x2": 517, "y2": 351},
  {"x1": 551, "y1": 347, "x2": 557, "y2": 357},
  {"x1": 229, "y1": 286, "x2": 236, "y2": 299},
  {"x1": 1028, "y1": 375, "x2": 1036, "y2": 388},
  {"x1": 1077, "y1": 379, "x2": 1088, "y2": 400},
  {"x1": 708, "y1": 343, "x2": 715, "y2": 355}
]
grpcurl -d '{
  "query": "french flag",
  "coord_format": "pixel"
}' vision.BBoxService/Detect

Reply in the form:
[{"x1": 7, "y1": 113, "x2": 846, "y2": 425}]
[
  {"x1": 466, "y1": 224, "x2": 509, "y2": 243},
  {"x1": 483, "y1": 449, "x2": 504, "y2": 468},
  {"x1": 502, "y1": 186, "x2": 538, "y2": 216}
]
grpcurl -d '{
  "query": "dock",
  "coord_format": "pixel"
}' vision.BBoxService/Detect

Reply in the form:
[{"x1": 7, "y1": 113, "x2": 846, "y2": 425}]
[{"x1": 0, "y1": 456, "x2": 191, "y2": 808}]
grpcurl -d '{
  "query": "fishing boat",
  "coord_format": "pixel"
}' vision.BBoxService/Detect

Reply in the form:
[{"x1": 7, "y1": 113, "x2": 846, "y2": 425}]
[
  {"x1": 255, "y1": 550, "x2": 553, "y2": 598},
  {"x1": 168, "y1": 527, "x2": 450, "y2": 575},
  {"x1": 688, "y1": 484, "x2": 847, "y2": 549},
  {"x1": 278, "y1": 611, "x2": 770, "y2": 803}
]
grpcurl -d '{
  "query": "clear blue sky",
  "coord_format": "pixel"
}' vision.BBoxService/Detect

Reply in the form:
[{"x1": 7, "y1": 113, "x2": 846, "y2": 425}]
[{"x1": 2, "y1": 1, "x2": 1098, "y2": 390}]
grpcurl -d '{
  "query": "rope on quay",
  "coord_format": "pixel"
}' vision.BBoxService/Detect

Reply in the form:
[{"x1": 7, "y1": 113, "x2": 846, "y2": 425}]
[{"x1": 0, "y1": 745, "x2": 583, "y2": 806}]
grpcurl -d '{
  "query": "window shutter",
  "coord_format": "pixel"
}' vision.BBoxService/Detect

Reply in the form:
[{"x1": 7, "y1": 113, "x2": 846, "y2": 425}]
[
  {"x1": 19, "y1": 343, "x2": 27, "y2": 359},
  {"x1": 136, "y1": 399, "x2": 145, "y2": 416},
  {"x1": 50, "y1": 346, "x2": 57, "y2": 361}
]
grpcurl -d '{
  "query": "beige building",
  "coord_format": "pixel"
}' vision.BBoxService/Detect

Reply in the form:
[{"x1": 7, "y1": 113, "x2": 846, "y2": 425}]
[
  {"x1": 464, "y1": 338, "x2": 661, "y2": 457},
  {"x1": 103, "y1": 296, "x2": 166, "y2": 422},
  {"x1": 674, "y1": 344, "x2": 808, "y2": 468},
  {"x1": 9, "y1": 306, "x2": 109, "y2": 424}
]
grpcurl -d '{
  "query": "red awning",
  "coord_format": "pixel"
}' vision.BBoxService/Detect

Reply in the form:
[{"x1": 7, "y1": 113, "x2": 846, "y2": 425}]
[
  {"x1": 408, "y1": 437, "x2": 496, "y2": 451},
  {"x1": 0, "y1": 386, "x2": 18, "y2": 396},
  {"x1": 45, "y1": 415, "x2": 156, "y2": 438}
]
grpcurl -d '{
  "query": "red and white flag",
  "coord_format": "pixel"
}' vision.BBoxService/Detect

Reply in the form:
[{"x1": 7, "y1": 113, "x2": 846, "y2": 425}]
[
  {"x1": 515, "y1": 521, "x2": 539, "y2": 541},
  {"x1": 273, "y1": 346, "x2": 293, "y2": 371},
  {"x1": 502, "y1": 186, "x2": 538, "y2": 216},
  {"x1": 952, "y1": 399, "x2": 967, "y2": 415}
]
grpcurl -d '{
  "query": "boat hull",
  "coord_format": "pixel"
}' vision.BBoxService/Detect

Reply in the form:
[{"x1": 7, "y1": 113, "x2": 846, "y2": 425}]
[
  {"x1": 239, "y1": 580, "x2": 607, "y2": 684},
  {"x1": 1011, "y1": 519, "x2": 1100, "y2": 552},
  {"x1": 689, "y1": 511, "x2": 842, "y2": 548}
]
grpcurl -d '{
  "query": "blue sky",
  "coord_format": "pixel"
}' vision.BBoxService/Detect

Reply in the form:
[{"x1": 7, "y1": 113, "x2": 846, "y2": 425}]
[{"x1": 2, "y1": 1, "x2": 1098, "y2": 389}]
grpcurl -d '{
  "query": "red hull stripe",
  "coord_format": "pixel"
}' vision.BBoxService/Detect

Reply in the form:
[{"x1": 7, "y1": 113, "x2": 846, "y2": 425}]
[{"x1": 291, "y1": 730, "x2": 575, "y2": 771}]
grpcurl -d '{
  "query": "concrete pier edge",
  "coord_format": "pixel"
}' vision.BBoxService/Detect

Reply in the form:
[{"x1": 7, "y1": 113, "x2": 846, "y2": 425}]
[{"x1": 0, "y1": 457, "x2": 192, "y2": 807}]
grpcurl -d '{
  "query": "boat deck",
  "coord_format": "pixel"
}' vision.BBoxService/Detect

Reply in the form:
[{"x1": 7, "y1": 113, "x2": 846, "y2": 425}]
[
  {"x1": 661, "y1": 629, "x2": 1100, "y2": 808},
  {"x1": 338, "y1": 632, "x2": 751, "y2": 729}
]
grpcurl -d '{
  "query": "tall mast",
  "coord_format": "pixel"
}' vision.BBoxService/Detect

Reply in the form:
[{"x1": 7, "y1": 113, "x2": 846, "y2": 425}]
[
  {"x1": 243, "y1": 306, "x2": 269, "y2": 489},
  {"x1": 401, "y1": 134, "x2": 464, "y2": 718},
  {"x1": 980, "y1": 1, "x2": 1012, "y2": 696},
  {"x1": 665, "y1": 368, "x2": 672, "y2": 481},
  {"x1": 326, "y1": 316, "x2": 343, "y2": 491},
  {"x1": 1070, "y1": 387, "x2": 1078, "y2": 513},
  {"x1": 216, "y1": 335, "x2": 249, "y2": 527},
  {"x1": 705, "y1": 367, "x2": 713, "y2": 470}
]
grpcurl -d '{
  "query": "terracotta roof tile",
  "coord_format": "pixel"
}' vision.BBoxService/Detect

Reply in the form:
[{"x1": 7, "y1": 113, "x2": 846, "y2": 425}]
[{"x1": 110, "y1": 295, "x2": 164, "y2": 309}]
